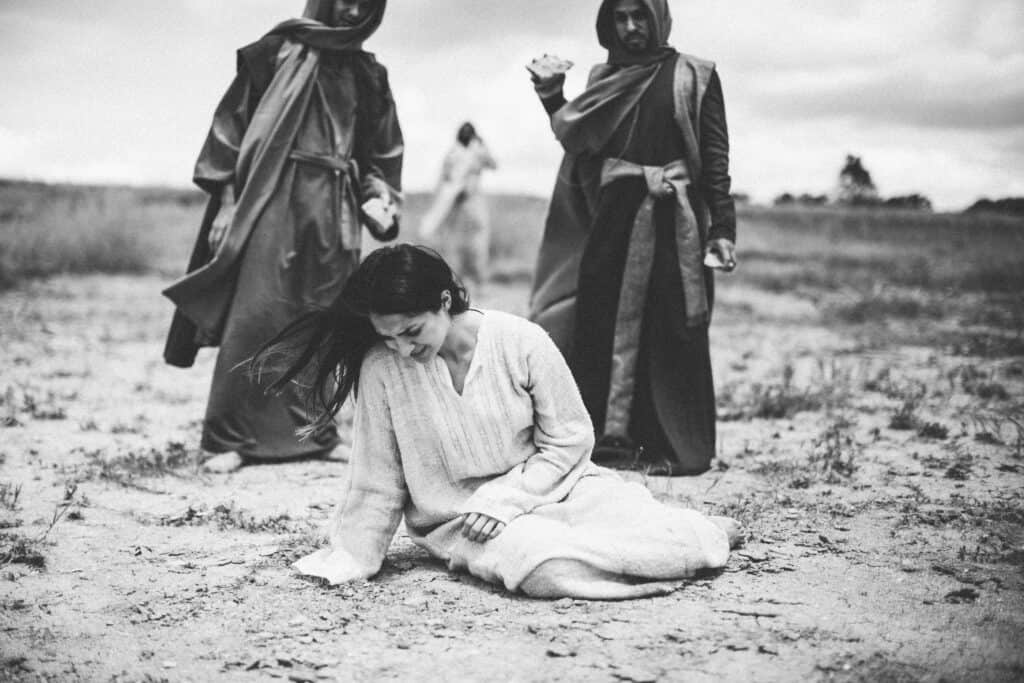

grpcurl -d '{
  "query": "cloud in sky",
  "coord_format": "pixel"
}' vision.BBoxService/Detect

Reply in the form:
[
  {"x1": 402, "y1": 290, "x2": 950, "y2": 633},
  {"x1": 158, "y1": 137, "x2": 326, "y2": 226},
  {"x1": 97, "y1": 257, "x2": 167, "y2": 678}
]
[{"x1": 0, "y1": 0, "x2": 1021, "y2": 209}]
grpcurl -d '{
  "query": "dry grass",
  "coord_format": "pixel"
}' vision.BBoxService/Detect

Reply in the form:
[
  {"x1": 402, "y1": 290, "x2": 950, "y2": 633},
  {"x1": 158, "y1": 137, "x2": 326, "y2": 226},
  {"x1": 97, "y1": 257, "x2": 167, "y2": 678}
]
[
  {"x1": 3, "y1": 179, "x2": 1023, "y2": 303},
  {"x1": 734, "y1": 205, "x2": 1024, "y2": 294},
  {"x1": 0, "y1": 179, "x2": 201, "y2": 289}
]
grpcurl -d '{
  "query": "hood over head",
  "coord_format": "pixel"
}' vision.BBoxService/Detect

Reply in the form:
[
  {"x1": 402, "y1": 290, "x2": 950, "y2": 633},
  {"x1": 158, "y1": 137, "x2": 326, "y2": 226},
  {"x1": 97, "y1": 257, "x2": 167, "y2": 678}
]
[
  {"x1": 596, "y1": 0, "x2": 673, "y2": 64},
  {"x1": 270, "y1": 0, "x2": 387, "y2": 51}
]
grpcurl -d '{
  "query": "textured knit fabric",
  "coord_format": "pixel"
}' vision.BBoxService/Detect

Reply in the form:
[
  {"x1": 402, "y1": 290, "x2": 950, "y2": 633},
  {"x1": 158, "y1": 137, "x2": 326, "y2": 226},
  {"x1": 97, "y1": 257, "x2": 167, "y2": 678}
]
[{"x1": 294, "y1": 311, "x2": 731, "y2": 596}]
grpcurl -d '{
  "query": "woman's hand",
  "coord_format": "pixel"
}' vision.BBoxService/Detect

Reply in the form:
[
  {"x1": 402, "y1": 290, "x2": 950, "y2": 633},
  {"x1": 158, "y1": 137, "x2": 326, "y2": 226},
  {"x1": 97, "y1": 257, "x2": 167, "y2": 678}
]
[
  {"x1": 207, "y1": 186, "x2": 236, "y2": 253},
  {"x1": 460, "y1": 512, "x2": 506, "y2": 543}
]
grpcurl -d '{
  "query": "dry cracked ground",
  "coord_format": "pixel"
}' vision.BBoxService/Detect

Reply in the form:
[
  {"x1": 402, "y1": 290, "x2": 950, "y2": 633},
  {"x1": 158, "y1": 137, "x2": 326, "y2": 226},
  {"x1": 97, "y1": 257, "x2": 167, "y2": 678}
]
[{"x1": 1, "y1": 273, "x2": 1022, "y2": 682}]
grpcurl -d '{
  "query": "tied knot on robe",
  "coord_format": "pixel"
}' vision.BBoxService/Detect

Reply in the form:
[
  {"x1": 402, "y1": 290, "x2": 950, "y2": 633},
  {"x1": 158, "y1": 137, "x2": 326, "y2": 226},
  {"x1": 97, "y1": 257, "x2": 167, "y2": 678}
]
[{"x1": 600, "y1": 158, "x2": 687, "y2": 200}]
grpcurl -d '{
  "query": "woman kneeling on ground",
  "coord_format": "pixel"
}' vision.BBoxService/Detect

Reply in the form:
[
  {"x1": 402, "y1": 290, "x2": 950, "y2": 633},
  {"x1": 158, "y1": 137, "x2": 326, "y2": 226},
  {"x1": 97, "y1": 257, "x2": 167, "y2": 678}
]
[{"x1": 255, "y1": 244, "x2": 740, "y2": 599}]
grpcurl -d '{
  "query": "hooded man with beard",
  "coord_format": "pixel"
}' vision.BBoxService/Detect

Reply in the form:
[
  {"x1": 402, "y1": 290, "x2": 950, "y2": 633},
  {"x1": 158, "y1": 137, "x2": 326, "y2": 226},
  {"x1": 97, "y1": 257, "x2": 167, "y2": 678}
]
[
  {"x1": 163, "y1": 0, "x2": 403, "y2": 473},
  {"x1": 528, "y1": 0, "x2": 736, "y2": 475}
]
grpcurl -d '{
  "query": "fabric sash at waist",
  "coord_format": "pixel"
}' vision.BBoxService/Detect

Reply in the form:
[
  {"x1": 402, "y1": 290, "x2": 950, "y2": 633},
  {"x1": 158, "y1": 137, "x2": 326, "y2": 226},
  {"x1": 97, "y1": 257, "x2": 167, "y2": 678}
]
[
  {"x1": 289, "y1": 150, "x2": 362, "y2": 250},
  {"x1": 288, "y1": 149, "x2": 359, "y2": 176},
  {"x1": 599, "y1": 158, "x2": 708, "y2": 327}
]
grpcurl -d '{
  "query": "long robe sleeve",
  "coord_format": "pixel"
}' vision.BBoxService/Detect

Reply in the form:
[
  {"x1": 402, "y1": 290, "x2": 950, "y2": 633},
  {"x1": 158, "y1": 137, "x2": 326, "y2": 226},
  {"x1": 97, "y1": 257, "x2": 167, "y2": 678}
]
[
  {"x1": 294, "y1": 360, "x2": 408, "y2": 584},
  {"x1": 699, "y1": 70, "x2": 736, "y2": 244},
  {"x1": 359, "y1": 67, "x2": 404, "y2": 210},
  {"x1": 192, "y1": 70, "x2": 258, "y2": 196},
  {"x1": 459, "y1": 324, "x2": 595, "y2": 524}
]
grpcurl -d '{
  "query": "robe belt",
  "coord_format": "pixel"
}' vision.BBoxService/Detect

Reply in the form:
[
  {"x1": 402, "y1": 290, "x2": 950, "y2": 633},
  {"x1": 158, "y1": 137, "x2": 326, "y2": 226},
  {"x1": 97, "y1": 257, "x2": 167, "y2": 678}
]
[
  {"x1": 288, "y1": 150, "x2": 361, "y2": 249},
  {"x1": 288, "y1": 149, "x2": 359, "y2": 177},
  {"x1": 599, "y1": 158, "x2": 709, "y2": 438},
  {"x1": 599, "y1": 158, "x2": 709, "y2": 327}
]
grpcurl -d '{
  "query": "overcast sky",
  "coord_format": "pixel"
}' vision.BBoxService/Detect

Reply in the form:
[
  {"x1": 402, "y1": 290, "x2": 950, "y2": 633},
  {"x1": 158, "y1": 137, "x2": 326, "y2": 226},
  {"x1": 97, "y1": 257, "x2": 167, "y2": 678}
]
[{"x1": 1, "y1": 0, "x2": 1022, "y2": 210}]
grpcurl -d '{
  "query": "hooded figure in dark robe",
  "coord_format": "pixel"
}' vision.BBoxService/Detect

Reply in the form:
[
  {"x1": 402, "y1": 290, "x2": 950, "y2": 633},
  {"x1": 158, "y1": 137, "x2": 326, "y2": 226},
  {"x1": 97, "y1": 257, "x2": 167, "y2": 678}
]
[
  {"x1": 162, "y1": 0, "x2": 403, "y2": 471},
  {"x1": 528, "y1": 0, "x2": 736, "y2": 475}
]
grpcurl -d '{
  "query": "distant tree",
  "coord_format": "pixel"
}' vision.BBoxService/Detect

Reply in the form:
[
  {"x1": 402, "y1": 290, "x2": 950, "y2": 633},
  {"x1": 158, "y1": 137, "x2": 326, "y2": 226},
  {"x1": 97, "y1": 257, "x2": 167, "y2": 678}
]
[
  {"x1": 773, "y1": 192, "x2": 795, "y2": 206},
  {"x1": 797, "y1": 193, "x2": 829, "y2": 206},
  {"x1": 965, "y1": 197, "x2": 1024, "y2": 217},
  {"x1": 884, "y1": 194, "x2": 933, "y2": 211},
  {"x1": 836, "y1": 154, "x2": 880, "y2": 206}
]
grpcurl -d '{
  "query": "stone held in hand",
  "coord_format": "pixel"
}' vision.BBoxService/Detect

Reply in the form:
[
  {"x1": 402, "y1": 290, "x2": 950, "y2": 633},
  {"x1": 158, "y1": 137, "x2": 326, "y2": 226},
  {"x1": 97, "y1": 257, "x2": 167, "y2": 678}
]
[{"x1": 526, "y1": 54, "x2": 574, "y2": 81}]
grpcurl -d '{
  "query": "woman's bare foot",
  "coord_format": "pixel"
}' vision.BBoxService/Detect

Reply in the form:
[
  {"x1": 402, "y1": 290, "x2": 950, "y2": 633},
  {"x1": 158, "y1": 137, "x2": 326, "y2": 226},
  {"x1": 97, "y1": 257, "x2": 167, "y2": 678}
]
[
  {"x1": 201, "y1": 452, "x2": 244, "y2": 474},
  {"x1": 709, "y1": 515, "x2": 744, "y2": 549}
]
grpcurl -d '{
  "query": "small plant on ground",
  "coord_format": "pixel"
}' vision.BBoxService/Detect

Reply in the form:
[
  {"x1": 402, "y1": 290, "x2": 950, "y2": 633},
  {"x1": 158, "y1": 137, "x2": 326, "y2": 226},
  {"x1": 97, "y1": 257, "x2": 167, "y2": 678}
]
[
  {"x1": 159, "y1": 502, "x2": 303, "y2": 535},
  {"x1": 71, "y1": 441, "x2": 199, "y2": 489},
  {"x1": 810, "y1": 415, "x2": 859, "y2": 483},
  {"x1": 727, "y1": 359, "x2": 853, "y2": 420},
  {"x1": 889, "y1": 398, "x2": 919, "y2": 430},
  {"x1": 0, "y1": 482, "x2": 22, "y2": 511},
  {"x1": 917, "y1": 422, "x2": 950, "y2": 440},
  {"x1": 0, "y1": 483, "x2": 77, "y2": 570}
]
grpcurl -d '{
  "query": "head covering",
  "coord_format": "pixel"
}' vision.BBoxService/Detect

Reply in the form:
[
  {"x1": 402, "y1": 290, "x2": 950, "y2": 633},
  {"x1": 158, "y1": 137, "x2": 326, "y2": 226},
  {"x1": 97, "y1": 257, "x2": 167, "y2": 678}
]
[
  {"x1": 596, "y1": 0, "x2": 675, "y2": 65},
  {"x1": 549, "y1": 0, "x2": 676, "y2": 153},
  {"x1": 269, "y1": 0, "x2": 387, "y2": 51}
]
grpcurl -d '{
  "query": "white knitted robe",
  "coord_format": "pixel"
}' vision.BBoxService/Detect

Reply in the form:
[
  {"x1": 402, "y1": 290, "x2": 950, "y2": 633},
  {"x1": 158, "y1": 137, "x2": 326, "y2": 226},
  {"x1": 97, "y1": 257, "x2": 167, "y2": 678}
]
[{"x1": 294, "y1": 310, "x2": 730, "y2": 596}]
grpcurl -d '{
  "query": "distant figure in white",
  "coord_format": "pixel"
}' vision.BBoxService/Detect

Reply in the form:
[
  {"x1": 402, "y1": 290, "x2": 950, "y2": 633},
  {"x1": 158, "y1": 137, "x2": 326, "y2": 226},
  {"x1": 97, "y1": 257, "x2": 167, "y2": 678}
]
[{"x1": 419, "y1": 122, "x2": 497, "y2": 287}]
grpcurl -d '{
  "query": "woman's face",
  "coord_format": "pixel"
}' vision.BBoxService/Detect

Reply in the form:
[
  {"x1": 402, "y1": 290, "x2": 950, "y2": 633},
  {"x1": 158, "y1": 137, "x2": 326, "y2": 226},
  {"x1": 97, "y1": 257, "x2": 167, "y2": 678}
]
[{"x1": 370, "y1": 292, "x2": 452, "y2": 363}]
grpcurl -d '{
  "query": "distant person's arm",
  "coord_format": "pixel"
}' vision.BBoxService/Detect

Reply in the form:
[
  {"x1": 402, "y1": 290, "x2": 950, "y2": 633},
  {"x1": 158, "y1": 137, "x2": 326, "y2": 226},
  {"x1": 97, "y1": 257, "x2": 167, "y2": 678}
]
[
  {"x1": 699, "y1": 70, "x2": 737, "y2": 257},
  {"x1": 359, "y1": 65, "x2": 404, "y2": 241},
  {"x1": 474, "y1": 139, "x2": 497, "y2": 171}
]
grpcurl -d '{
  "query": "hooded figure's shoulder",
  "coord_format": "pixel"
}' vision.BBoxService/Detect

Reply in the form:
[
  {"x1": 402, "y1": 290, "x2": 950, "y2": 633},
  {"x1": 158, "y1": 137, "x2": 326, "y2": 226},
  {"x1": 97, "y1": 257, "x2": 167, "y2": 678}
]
[
  {"x1": 235, "y1": 34, "x2": 288, "y2": 88},
  {"x1": 675, "y1": 52, "x2": 717, "y2": 77}
]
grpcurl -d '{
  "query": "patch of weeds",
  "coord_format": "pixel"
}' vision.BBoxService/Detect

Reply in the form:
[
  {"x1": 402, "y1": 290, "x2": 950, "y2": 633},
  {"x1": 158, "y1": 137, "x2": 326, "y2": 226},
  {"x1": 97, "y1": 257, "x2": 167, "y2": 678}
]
[
  {"x1": 950, "y1": 332, "x2": 1024, "y2": 358},
  {"x1": 863, "y1": 366, "x2": 898, "y2": 394},
  {"x1": 969, "y1": 382, "x2": 1010, "y2": 401},
  {"x1": 968, "y1": 410, "x2": 1024, "y2": 456},
  {"x1": 724, "y1": 360, "x2": 852, "y2": 420},
  {"x1": 79, "y1": 418, "x2": 100, "y2": 432},
  {"x1": 159, "y1": 503, "x2": 301, "y2": 534},
  {"x1": 21, "y1": 389, "x2": 67, "y2": 420},
  {"x1": 952, "y1": 364, "x2": 1011, "y2": 401},
  {"x1": 889, "y1": 399, "x2": 920, "y2": 430},
  {"x1": 0, "y1": 532, "x2": 46, "y2": 568},
  {"x1": 945, "y1": 457, "x2": 973, "y2": 480},
  {"x1": 72, "y1": 441, "x2": 197, "y2": 489},
  {"x1": 708, "y1": 492, "x2": 776, "y2": 527},
  {"x1": 0, "y1": 483, "x2": 77, "y2": 570},
  {"x1": 809, "y1": 415, "x2": 859, "y2": 483},
  {"x1": 918, "y1": 422, "x2": 950, "y2": 440},
  {"x1": 0, "y1": 482, "x2": 22, "y2": 511}
]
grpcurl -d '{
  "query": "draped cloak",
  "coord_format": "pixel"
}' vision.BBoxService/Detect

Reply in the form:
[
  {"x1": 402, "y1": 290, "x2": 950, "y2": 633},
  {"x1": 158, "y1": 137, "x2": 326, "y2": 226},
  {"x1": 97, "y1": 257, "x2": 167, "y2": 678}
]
[
  {"x1": 161, "y1": 1, "x2": 403, "y2": 459},
  {"x1": 528, "y1": 0, "x2": 735, "y2": 475}
]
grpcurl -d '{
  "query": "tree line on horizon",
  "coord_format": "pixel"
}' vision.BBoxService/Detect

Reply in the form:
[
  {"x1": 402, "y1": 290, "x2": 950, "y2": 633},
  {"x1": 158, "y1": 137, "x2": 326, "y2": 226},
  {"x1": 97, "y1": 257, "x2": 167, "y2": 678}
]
[{"x1": 765, "y1": 155, "x2": 1023, "y2": 216}]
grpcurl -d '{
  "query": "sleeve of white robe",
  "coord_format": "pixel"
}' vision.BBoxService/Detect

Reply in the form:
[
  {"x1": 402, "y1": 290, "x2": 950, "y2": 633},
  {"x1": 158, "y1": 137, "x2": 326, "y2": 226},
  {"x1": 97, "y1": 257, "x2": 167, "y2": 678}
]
[
  {"x1": 460, "y1": 321, "x2": 596, "y2": 524},
  {"x1": 293, "y1": 359, "x2": 408, "y2": 584}
]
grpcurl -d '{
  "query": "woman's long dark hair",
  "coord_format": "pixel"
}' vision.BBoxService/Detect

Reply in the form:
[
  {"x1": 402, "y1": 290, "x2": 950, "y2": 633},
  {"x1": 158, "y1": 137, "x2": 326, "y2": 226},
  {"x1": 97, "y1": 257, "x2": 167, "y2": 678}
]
[{"x1": 250, "y1": 244, "x2": 469, "y2": 438}]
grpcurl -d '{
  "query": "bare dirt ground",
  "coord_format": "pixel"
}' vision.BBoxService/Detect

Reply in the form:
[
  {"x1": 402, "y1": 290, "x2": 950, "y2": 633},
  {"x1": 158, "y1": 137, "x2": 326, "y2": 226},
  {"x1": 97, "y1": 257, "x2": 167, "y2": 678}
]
[{"x1": 1, "y1": 273, "x2": 1022, "y2": 682}]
